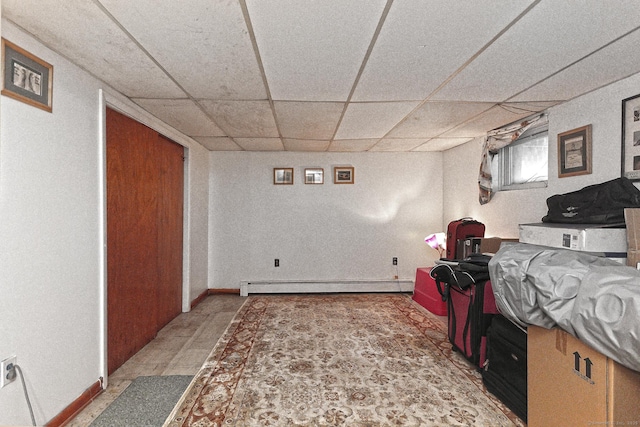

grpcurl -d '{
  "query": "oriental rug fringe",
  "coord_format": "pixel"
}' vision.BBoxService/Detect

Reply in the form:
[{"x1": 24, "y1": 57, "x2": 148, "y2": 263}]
[{"x1": 165, "y1": 294, "x2": 524, "y2": 426}]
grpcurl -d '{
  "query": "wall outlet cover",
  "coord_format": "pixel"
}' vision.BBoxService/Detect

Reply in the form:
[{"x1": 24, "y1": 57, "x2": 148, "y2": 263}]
[{"x1": 0, "y1": 356, "x2": 17, "y2": 388}]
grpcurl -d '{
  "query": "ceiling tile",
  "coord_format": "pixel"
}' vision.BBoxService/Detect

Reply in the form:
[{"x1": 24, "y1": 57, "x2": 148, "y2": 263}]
[
  {"x1": 274, "y1": 102, "x2": 344, "y2": 139},
  {"x1": 352, "y1": 0, "x2": 537, "y2": 101},
  {"x1": 199, "y1": 100, "x2": 279, "y2": 138},
  {"x1": 6, "y1": 0, "x2": 640, "y2": 153},
  {"x1": 246, "y1": 0, "x2": 388, "y2": 101},
  {"x1": 235, "y1": 138, "x2": 284, "y2": 151},
  {"x1": 511, "y1": 29, "x2": 640, "y2": 102},
  {"x1": 99, "y1": 0, "x2": 266, "y2": 99},
  {"x1": 193, "y1": 137, "x2": 242, "y2": 151},
  {"x1": 283, "y1": 139, "x2": 331, "y2": 152},
  {"x1": 387, "y1": 102, "x2": 493, "y2": 138},
  {"x1": 328, "y1": 139, "x2": 380, "y2": 152},
  {"x1": 132, "y1": 99, "x2": 226, "y2": 137},
  {"x1": 369, "y1": 139, "x2": 426, "y2": 152},
  {"x1": 440, "y1": 102, "x2": 556, "y2": 138},
  {"x1": 432, "y1": 1, "x2": 640, "y2": 102},
  {"x1": 335, "y1": 102, "x2": 420, "y2": 139},
  {"x1": 3, "y1": 0, "x2": 185, "y2": 98},
  {"x1": 413, "y1": 138, "x2": 475, "y2": 152}
]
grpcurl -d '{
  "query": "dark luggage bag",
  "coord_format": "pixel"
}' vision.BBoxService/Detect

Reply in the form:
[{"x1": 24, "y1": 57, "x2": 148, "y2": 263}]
[
  {"x1": 431, "y1": 257, "x2": 498, "y2": 369},
  {"x1": 447, "y1": 279, "x2": 498, "y2": 368},
  {"x1": 446, "y1": 218, "x2": 485, "y2": 260},
  {"x1": 482, "y1": 314, "x2": 528, "y2": 423}
]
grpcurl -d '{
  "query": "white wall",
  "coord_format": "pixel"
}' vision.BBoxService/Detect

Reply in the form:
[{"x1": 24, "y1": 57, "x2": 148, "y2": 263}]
[
  {"x1": 0, "y1": 20, "x2": 210, "y2": 425},
  {"x1": 0, "y1": 21, "x2": 103, "y2": 425},
  {"x1": 185, "y1": 144, "x2": 212, "y2": 304},
  {"x1": 443, "y1": 71, "x2": 640, "y2": 238},
  {"x1": 209, "y1": 152, "x2": 444, "y2": 288}
]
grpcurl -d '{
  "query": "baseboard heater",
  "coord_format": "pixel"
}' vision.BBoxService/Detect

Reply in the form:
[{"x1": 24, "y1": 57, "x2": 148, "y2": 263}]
[{"x1": 240, "y1": 279, "x2": 414, "y2": 297}]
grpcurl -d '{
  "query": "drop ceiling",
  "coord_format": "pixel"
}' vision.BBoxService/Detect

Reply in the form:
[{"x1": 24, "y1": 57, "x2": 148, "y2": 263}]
[{"x1": 3, "y1": 0, "x2": 640, "y2": 152}]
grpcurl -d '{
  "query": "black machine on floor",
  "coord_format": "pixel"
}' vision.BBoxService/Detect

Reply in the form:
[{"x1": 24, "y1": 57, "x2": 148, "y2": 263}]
[{"x1": 482, "y1": 314, "x2": 528, "y2": 423}]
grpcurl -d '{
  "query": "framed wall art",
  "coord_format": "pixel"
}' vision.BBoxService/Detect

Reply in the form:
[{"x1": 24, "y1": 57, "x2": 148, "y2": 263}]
[
  {"x1": 622, "y1": 93, "x2": 640, "y2": 181},
  {"x1": 304, "y1": 168, "x2": 323, "y2": 184},
  {"x1": 334, "y1": 166, "x2": 354, "y2": 184},
  {"x1": 1, "y1": 38, "x2": 53, "y2": 112},
  {"x1": 273, "y1": 168, "x2": 294, "y2": 185},
  {"x1": 557, "y1": 125, "x2": 592, "y2": 178}
]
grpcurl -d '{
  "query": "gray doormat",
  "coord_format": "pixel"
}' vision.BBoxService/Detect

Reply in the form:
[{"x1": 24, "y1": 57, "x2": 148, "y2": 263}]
[{"x1": 90, "y1": 375, "x2": 193, "y2": 427}]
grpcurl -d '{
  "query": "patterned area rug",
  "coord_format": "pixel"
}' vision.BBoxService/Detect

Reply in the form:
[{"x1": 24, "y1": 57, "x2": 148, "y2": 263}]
[{"x1": 165, "y1": 294, "x2": 524, "y2": 426}]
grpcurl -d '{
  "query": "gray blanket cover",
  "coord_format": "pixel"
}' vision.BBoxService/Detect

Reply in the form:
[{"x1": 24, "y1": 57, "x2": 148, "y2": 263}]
[{"x1": 489, "y1": 243, "x2": 640, "y2": 373}]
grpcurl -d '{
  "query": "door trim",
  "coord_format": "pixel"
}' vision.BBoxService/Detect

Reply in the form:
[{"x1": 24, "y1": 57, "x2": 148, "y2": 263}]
[{"x1": 99, "y1": 89, "x2": 193, "y2": 386}]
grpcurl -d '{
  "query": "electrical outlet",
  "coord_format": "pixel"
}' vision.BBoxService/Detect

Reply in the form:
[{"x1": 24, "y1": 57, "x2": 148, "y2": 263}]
[
  {"x1": 0, "y1": 356, "x2": 17, "y2": 388},
  {"x1": 274, "y1": 259, "x2": 280, "y2": 267},
  {"x1": 392, "y1": 257, "x2": 398, "y2": 266}
]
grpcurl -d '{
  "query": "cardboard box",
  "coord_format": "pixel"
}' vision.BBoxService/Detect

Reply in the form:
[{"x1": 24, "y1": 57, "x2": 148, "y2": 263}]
[
  {"x1": 519, "y1": 223, "x2": 627, "y2": 263},
  {"x1": 456, "y1": 237, "x2": 518, "y2": 259},
  {"x1": 528, "y1": 326, "x2": 640, "y2": 427},
  {"x1": 624, "y1": 208, "x2": 640, "y2": 269}
]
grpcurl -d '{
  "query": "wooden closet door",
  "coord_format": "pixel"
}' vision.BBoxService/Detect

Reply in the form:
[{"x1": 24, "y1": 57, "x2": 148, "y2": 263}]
[
  {"x1": 106, "y1": 108, "x2": 184, "y2": 374},
  {"x1": 155, "y1": 134, "x2": 184, "y2": 330}
]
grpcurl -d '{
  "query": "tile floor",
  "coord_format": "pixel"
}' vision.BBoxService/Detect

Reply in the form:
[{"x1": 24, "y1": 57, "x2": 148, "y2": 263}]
[{"x1": 67, "y1": 294, "x2": 246, "y2": 427}]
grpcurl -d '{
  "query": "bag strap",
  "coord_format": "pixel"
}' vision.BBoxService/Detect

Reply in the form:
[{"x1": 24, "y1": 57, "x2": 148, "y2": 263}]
[
  {"x1": 435, "y1": 277, "x2": 449, "y2": 302},
  {"x1": 430, "y1": 264, "x2": 453, "y2": 301},
  {"x1": 448, "y1": 295, "x2": 456, "y2": 347},
  {"x1": 462, "y1": 286, "x2": 474, "y2": 359}
]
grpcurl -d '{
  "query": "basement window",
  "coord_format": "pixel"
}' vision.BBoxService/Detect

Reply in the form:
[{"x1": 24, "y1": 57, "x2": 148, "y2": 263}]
[{"x1": 491, "y1": 124, "x2": 549, "y2": 192}]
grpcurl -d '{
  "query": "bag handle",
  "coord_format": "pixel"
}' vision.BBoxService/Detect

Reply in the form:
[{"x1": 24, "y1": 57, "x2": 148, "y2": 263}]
[{"x1": 430, "y1": 264, "x2": 452, "y2": 301}]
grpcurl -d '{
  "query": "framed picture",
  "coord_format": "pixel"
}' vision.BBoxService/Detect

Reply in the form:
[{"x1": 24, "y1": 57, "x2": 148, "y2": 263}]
[
  {"x1": 1, "y1": 38, "x2": 53, "y2": 112},
  {"x1": 622, "y1": 93, "x2": 640, "y2": 181},
  {"x1": 334, "y1": 166, "x2": 354, "y2": 184},
  {"x1": 304, "y1": 168, "x2": 324, "y2": 184},
  {"x1": 557, "y1": 125, "x2": 592, "y2": 178},
  {"x1": 273, "y1": 168, "x2": 293, "y2": 185}
]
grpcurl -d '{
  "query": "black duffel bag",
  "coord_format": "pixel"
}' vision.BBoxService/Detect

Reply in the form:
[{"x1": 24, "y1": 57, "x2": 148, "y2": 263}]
[{"x1": 542, "y1": 177, "x2": 640, "y2": 224}]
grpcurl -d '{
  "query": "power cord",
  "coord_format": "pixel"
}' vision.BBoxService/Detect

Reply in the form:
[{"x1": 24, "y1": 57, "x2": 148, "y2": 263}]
[{"x1": 10, "y1": 364, "x2": 36, "y2": 426}]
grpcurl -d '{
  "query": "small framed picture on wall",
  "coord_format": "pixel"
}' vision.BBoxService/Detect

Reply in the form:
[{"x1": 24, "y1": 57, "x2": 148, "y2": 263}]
[
  {"x1": 557, "y1": 125, "x2": 592, "y2": 178},
  {"x1": 273, "y1": 168, "x2": 294, "y2": 185},
  {"x1": 622, "y1": 93, "x2": 640, "y2": 181},
  {"x1": 1, "y1": 38, "x2": 53, "y2": 112},
  {"x1": 333, "y1": 166, "x2": 354, "y2": 184},
  {"x1": 304, "y1": 168, "x2": 324, "y2": 184}
]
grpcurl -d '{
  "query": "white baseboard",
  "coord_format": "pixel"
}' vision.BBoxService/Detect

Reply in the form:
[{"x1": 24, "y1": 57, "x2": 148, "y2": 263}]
[{"x1": 239, "y1": 279, "x2": 414, "y2": 297}]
